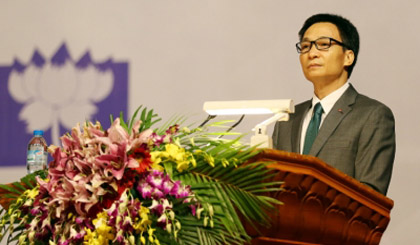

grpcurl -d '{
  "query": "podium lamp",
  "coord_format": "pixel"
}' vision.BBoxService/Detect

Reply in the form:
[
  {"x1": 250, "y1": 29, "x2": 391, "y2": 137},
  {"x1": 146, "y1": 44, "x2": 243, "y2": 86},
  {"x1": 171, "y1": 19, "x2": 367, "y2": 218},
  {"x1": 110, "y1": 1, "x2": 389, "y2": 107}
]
[{"x1": 203, "y1": 99, "x2": 294, "y2": 148}]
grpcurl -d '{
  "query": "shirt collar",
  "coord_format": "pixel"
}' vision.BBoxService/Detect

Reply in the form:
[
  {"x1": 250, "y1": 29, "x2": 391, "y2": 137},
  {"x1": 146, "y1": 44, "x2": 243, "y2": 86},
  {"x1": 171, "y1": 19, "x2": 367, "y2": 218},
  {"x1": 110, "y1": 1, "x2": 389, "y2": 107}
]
[{"x1": 311, "y1": 82, "x2": 350, "y2": 115}]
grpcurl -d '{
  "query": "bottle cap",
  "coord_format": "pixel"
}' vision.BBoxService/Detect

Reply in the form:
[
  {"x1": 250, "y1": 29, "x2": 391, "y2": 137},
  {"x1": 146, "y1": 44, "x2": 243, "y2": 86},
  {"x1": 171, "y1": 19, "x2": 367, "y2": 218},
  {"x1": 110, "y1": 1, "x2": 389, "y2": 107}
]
[{"x1": 33, "y1": 130, "x2": 44, "y2": 136}]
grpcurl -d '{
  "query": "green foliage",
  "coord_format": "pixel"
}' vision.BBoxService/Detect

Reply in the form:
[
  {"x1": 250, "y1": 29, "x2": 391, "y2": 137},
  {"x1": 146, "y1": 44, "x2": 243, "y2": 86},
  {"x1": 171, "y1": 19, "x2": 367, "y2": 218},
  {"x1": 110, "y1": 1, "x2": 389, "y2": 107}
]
[
  {"x1": 167, "y1": 121, "x2": 283, "y2": 244},
  {"x1": 110, "y1": 106, "x2": 162, "y2": 134},
  {"x1": 0, "y1": 170, "x2": 46, "y2": 200},
  {"x1": 125, "y1": 108, "x2": 284, "y2": 244},
  {"x1": 0, "y1": 170, "x2": 47, "y2": 244}
]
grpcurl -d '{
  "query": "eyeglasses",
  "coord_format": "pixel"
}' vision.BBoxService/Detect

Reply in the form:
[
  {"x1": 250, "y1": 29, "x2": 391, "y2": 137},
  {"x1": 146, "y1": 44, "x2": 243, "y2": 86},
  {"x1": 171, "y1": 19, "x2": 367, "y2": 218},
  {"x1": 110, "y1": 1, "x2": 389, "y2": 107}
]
[{"x1": 296, "y1": 37, "x2": 348, "y2": 54}]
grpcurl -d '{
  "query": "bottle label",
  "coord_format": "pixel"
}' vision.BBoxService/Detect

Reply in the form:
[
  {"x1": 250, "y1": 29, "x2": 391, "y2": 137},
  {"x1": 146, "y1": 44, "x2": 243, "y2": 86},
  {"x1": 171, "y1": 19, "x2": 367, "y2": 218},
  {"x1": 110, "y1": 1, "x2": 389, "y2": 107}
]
[{"x1": 27, "y1": 145, "x2": 47, "y2": 173}]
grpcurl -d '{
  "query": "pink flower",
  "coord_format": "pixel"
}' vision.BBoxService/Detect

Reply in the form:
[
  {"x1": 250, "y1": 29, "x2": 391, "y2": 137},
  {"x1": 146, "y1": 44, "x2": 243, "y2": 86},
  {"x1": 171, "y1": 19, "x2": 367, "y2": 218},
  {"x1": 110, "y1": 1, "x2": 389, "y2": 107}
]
[
  {"x1": 175, "y1": 185, "x2": 192, "y2": 199},
  {"x1": 147, "y1": 171, "x2": 164, "y2": 188},
  {"x1": 149, "y1": 200, "x2": 164, "y2": 215},
  {"x1": 108, "y1": 118, "x2": 130, "y2": 145},
  {"x1": 152, "y1": 188, "x2": 164, "y2": 199},
  {"x1": 190, "y1": 204, "x2": 197, "y2": 216},
  {"x1": 169, "y1": 181, "x2": 181, "y2": 196},
  {"x1": 137, "y1": 182, "x2": 153, "y2": 199},
  {"x1": 162, "y1": 179, "x2": 174, "y2": 195}
]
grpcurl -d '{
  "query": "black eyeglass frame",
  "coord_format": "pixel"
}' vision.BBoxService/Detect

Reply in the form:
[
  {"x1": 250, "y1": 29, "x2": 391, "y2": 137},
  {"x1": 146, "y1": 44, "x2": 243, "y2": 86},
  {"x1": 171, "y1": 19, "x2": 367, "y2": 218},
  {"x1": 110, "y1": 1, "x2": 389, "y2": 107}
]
[{"x1": 295, "y1": 37, "x2": 349, "y2": 54}]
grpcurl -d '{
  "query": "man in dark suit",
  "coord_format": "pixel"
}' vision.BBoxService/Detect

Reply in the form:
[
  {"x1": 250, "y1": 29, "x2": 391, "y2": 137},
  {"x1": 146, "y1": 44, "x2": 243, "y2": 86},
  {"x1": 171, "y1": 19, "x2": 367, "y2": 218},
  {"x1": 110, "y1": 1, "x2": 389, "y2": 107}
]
[{"x1": 272, "y1": 13, "x2": 395, "y2": 195}]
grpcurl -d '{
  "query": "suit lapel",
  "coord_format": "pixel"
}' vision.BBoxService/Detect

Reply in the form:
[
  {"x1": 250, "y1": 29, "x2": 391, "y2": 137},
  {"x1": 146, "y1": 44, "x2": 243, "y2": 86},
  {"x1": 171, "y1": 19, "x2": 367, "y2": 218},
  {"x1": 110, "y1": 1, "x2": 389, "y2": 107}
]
[
  {"x1": 309, "y1": 85, "x2": 358, "y2": 156},
  {"x1": 291, "y1": 100, "x2": 311, "y2": 153}
]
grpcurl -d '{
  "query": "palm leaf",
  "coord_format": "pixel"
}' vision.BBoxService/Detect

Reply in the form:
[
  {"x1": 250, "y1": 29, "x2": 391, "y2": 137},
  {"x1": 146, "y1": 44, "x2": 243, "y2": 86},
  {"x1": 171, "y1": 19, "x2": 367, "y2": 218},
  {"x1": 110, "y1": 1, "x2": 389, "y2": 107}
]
[
  {"x1": 0, "y1": 170, "x2": 45, "y2": 210},
  {"x1": 174, "y1": 163, "x2": 280, "y2": 242},
  {"x1": 0, "y1": 184, "x2": 22, "y2": 195},
  {"x1": 156, "y1": 113, "x2": 187, "y2": 135},
  {"x1": 176, "y1": 216, "x2": 246, "y2": 245},
  {"x1": 169, "y1": 123, "x2": 282, "y2": 243},
  {"x1": 119, "y1": 111, "x2": 129, "y2": 131},
  {"x1": 167, "y1": 116, "x2": 282, "y2": 243},
  {"x1": 128, "y1": 105, "x2": 143, "y2": 133},
  {"x1": 139, "y1": 107, "x2": 162, "y2": 132}
]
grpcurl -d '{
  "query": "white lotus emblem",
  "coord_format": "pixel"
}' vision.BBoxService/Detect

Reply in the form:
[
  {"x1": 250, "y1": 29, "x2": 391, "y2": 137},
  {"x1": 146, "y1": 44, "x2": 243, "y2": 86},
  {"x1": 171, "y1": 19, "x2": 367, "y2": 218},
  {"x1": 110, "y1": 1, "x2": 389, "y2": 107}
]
[{"x1": 8, "y1": 54, "x2": 114, "y2": 146}]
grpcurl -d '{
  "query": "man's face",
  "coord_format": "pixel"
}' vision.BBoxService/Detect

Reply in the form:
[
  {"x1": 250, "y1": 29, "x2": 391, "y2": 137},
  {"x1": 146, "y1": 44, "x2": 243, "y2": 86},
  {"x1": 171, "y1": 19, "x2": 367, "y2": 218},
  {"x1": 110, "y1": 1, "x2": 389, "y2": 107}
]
[{"x1": 299, "y1": 22, "x2": 352, "y2": 84}]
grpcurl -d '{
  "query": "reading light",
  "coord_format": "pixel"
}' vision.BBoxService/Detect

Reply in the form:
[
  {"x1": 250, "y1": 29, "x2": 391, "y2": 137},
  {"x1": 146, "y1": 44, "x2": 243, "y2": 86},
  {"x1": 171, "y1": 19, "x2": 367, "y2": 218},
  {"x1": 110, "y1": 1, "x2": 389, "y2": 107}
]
[{"x1": 203, "y1": 99, "x2": 294, "y2": 148}]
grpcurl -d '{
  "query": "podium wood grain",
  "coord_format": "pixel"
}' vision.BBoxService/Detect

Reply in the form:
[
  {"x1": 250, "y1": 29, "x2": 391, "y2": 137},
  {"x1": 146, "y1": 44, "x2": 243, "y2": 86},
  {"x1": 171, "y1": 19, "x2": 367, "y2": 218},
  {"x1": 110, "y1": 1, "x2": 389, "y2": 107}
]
[{"x1": 248, "y1": 149, "x2": 393, "y2": 245}]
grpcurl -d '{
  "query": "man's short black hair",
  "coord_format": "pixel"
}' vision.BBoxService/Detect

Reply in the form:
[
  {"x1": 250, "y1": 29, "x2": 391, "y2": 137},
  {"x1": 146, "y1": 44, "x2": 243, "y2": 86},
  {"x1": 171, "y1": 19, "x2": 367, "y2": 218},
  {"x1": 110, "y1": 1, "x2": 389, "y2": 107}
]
[{"x1": 298, "y1": 13, "x2": 360, "y2": 78}]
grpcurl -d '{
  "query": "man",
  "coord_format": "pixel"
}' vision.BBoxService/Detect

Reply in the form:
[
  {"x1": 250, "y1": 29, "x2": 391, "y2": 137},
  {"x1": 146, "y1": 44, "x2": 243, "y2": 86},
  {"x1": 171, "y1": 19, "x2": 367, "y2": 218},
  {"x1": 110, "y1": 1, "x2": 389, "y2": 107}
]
[{"x1": 272, "y1": 13, "x2": 395, "y2": 195}]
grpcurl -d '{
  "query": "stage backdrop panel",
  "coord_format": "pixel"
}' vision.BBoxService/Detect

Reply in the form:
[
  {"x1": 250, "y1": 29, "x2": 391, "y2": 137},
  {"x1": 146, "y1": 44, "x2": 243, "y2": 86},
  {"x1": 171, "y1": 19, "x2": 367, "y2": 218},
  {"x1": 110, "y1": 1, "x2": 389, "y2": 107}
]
[
  {"x1": 0, "y1": 43, "x2": 128, "y2": 167},
  {"x1": 1, "y1": 1, "x2": 420, "y2": 245}
]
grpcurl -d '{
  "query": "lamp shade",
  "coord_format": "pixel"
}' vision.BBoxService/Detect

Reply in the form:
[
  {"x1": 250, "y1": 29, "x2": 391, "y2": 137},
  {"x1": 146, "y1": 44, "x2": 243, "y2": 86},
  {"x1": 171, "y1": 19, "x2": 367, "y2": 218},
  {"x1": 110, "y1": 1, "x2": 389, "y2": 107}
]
[{"x1": 203, "y1": 99, "x2": 294, "y2": 116}]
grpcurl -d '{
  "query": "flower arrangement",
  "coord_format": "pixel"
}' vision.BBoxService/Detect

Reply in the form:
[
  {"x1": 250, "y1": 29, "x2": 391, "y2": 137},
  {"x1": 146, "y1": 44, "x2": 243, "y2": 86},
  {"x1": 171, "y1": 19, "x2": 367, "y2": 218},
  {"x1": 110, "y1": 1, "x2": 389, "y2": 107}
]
[{"x1": 0, "y1": 107, "x2": 281, "y2": 245}]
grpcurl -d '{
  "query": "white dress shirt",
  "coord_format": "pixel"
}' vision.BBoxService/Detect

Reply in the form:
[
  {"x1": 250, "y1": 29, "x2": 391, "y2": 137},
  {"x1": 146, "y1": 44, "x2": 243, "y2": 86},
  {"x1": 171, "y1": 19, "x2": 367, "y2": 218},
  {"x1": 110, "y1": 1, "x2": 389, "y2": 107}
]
[{"x1": 300, "y1": 82, "x2": 350, "y2": 154}]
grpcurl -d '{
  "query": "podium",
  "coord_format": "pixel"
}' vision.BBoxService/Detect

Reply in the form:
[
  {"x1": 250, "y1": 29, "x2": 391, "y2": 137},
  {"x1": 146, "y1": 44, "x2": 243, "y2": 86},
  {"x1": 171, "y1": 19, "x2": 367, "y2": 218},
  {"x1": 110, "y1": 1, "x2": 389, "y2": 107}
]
[{"x1": 248, "y1": 149, "x2": 394, "y2": 245}]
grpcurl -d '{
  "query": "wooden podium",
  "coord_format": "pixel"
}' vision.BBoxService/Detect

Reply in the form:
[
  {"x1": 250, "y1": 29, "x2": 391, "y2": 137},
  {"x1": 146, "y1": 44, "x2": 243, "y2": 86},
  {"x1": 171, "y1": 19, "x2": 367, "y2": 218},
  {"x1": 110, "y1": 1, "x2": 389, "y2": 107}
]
[{"x1": 247, "y1": 149, "x2": 393, "y2": 245}]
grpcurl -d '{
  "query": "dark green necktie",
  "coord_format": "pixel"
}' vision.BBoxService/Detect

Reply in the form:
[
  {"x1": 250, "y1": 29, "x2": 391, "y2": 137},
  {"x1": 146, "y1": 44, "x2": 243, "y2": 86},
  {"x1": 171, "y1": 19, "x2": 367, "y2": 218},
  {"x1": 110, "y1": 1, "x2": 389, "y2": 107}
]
[{"x1": 303, "y1": 103, "x2": 323, "y2": 155}]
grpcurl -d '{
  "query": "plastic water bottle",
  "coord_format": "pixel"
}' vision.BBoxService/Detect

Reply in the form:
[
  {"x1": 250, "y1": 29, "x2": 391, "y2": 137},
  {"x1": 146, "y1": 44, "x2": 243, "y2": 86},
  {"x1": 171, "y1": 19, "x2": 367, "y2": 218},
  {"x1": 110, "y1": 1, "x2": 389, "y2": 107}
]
[{"x1": 26, "y1": 130, "x2": 48, "y2": 174}]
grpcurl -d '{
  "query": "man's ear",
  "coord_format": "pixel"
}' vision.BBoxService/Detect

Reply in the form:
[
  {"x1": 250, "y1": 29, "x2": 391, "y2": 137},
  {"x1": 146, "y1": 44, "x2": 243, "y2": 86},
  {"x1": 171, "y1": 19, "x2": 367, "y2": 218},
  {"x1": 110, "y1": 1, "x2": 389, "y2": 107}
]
[{"x1": 344, "y1": 50, "x2": 355, "y2": 67}]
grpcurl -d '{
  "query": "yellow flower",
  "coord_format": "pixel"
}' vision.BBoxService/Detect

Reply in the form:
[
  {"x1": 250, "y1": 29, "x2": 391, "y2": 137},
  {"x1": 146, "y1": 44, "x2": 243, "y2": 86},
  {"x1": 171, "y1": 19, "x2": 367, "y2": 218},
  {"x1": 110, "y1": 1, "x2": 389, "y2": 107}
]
[
  {"x1": 150, "y1": 152, "x2": 164, "y2": 171},
  {"x1": 165, "y1": 144, "x2": 183, "y2": 161},
  {"x1": 25, "y1": 187, "x2": 39, "y2": 199},
  {"x1": 84, "y1": 211, "x2": 114, "y2": 245},
  {"x1": 151, "y1": 144, "x2": 196, "y2": 172},
  {"x1": 84, "y1": 227, "x2": 113, "y2": 245},
  {"x1": 134, "y1": 206, "x2": 152, "y2": 232},
  {"x1": 150, "y1": 152, "x2": 162, "y2": 165},
  {"x1": 190, "y1": 155, "x2": 197, "y2": 167},
  {"x1": 221, "y1": 158, "x2": 229, "y2": 167},
  {"x1": 194, "y1": 150, "x2": 214, "y2": 167},
  {"x1": 176, "y1": 161, "x2": 190, "y2": 172},
  {"x1": 83, "y1": 228, "x2": 96, "y2": 244},
  {"x1": 140, "y1": 206, "x2": 150, "y2": 221},
  {"x1": 97, "y1": 223, "x2": 114, "y2": 240},
  {"x1": 148, "y1": 228, "x2": 161, "y2": 244}
]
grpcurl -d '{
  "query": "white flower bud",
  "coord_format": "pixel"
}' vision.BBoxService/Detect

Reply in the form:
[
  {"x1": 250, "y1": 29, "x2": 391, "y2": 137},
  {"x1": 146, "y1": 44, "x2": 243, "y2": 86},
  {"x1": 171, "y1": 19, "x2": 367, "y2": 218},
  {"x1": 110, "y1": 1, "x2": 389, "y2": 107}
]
[
  {"x1": 175, "y1": 221, "x2": 181, "y2": 230},
  {"x1": 166, "y1": 223, "x2": 172, "y2": 233},
  {"x1": 129, "y1": 235, "x2": 135, "y2": 245},
  {"x1": 19, "y1": 234, "x2": 27, "y2": 244},
  {"x1": 208, "y1": 204, "x2": 214, "y2": 216},
  {"x1": 28, "y1": 231, "x2": 35, "y2": 242},
  {"x1": 169, "y1": 211, "x2": 175, "y2": 220},
  {"x1": 196, "y1": 207, "x2": 204, "y2": 219}
]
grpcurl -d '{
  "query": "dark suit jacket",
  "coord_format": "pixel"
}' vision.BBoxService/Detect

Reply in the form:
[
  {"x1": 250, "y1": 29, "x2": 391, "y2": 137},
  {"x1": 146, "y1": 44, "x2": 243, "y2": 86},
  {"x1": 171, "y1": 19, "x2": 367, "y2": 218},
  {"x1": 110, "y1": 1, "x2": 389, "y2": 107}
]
[{"x1": 272, "y1": 85, "x2": 395, "y2": 195}]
